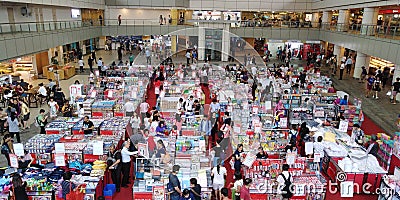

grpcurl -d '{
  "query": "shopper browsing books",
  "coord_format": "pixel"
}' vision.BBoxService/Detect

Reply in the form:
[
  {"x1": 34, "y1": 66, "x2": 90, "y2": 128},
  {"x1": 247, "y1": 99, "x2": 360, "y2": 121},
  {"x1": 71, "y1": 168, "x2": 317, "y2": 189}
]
[{"x1": 82, "y1": 116, "x2": 94, "y2": 135}]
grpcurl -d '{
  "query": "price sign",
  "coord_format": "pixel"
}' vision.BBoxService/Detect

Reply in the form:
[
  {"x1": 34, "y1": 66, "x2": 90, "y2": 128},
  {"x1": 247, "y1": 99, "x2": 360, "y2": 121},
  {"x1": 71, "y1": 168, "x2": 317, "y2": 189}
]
[
  {"x1": 9, "y1": 154, "x2": 18, "y2": 168},
  {"x1": 338, "y1": 120, "x2": 349, "y2": 132},
  {"x1": 314, "y1": 153, "x2": 321, "y2": 163},
  {"x1": 92, "y1": 141, "x2": 104, "y2": 155},
  {"x1": 279, "y1": 118, "x2": 288, "y2": 128},
  {"x1": 55, "y1": 143, "x2": 65, "y2": 154},
  {"x1": 13, "y1": 143, "x2": 24, "y2": 156},
  {"x1": 305, "y1": 142, "x2": 314, "y2": 155},
  {"x1": 55, "y1": 154, "x2": 66, "y2": 166},
  {"x1": 153, "y1": 186, "x2": 165, "y2": 200},
  {"x1": 233, "y1": 124, "x2": 241, "y2": 134}
]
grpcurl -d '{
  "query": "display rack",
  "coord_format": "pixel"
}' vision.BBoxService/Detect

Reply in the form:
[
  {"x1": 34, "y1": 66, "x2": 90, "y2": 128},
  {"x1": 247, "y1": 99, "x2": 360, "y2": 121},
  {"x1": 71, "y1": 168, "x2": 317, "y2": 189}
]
[{"x1": 335, "y1": 105, "x2": 362, "y2": 131}]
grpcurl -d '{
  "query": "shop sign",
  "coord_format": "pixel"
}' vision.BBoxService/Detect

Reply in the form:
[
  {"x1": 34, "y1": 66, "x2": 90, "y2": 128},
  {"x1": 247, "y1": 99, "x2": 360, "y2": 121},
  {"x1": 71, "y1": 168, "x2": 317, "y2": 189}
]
[
  {"x1": 268, "y1": 40, "x2": 284, "y2": 43},
  {"x1": 287, "y1": 40, "x2": 302, "y2": 43},
  {"x1": 305, "y1": 40, "x2": 321, "y2": 44}
]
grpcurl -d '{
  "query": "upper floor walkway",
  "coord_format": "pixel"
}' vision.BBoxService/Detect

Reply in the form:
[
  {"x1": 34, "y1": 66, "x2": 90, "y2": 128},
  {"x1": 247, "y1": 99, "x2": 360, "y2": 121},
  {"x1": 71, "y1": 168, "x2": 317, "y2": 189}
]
[{"x1": 1, "y1": 19, "x2": 400, "y2": 65}]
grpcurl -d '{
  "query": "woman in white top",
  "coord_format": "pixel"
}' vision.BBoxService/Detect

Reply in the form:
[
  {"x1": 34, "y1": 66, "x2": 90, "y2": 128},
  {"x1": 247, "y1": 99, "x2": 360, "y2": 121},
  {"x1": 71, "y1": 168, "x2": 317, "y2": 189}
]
[
  {"x1": 231, "y1": 171, "x2": 243, "y2": 200},
  {"x1": 48, "y1": 98, "x2": 58, "y2": 119},
  {"x1": 78, "y1": 104, "x2": 85, "y2": 118},
  {"x1": 313, "y1": 136, "x2": 325, "y2": 172},
  {"x1": 211, "y1": 159, "x2": 227, "y2": 200},
  {"x1": 130, "y1": 113, "x2": 140, "y2": 134}
]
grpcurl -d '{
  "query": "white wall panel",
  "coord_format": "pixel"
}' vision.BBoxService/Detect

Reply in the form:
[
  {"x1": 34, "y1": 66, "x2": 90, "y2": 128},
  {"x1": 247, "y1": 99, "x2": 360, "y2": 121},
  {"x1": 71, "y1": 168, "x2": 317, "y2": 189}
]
[
  {"x1": 5, "y1": 39, "x2": 17, "y2": 58},
  {"x1": 24, "y1": 37, "x2": 34, "y2": 53}
]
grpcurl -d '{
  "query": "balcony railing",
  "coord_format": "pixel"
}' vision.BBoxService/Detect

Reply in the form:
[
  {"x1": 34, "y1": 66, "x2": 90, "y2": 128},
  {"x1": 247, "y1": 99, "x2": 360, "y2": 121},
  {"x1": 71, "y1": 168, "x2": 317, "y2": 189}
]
[{"x1": 1, "y1": 19, "x2": 400, "y2": 41}]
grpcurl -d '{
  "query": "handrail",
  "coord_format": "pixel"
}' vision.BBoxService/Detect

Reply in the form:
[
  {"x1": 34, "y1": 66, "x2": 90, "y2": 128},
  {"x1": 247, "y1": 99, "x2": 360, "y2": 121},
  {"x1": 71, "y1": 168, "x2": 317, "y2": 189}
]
[{"x1": 1, "y1": 19, "x2": 400, "y2": 41}]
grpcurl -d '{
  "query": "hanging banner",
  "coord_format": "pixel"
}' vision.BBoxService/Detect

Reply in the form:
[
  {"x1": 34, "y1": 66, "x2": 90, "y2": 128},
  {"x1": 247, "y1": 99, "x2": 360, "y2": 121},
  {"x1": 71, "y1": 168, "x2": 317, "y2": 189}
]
[
  {"x1": 92, "y1": 141, "x2": 104, "y2": 155},
  {"x1": 55, "y1": 143, "x2": 65, "y2": 154}
]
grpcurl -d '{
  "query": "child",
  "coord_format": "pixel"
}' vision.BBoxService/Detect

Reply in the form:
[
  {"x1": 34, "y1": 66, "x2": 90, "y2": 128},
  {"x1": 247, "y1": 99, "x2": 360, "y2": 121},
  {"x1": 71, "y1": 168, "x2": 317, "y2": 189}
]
[
  {"x1": 190, "y1": 178, "x2": 201, "y2": 200},
  {"x1": 180, "y1": 189, "x2": 195, "y2": 200}
]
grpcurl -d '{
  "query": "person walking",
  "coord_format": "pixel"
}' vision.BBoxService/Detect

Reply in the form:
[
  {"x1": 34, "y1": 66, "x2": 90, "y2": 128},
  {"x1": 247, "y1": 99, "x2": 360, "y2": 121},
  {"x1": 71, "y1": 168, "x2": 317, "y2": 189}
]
[
  {"x1": 129, "y1": 53, "x2": 134, "y2": 66},
  {"x1": 78, "y1": 59, "x2": 84, "y2": 72},
  {"x1": 20, "y1": 100, "x2": 30, "y2": 129},
  {"x1": 88, "y1": 56, "x2": 94, "y2": 72},
  {"x1": 211, "y1": 160, "x2": 227, "y2": 200},
  {"x1": 6, "y1": 112, "x2": 20, "y2": 143},
  {"x1": 359, "y1": 66, "x2": 367, "y2": 83},
  {"x1": 61, "y1": 172, "x2": 76, "y2": 200},
  {"x1": 118, "y1": 15, "x2": 122, "y2": 26},
  {"x1": 373, "y1": 76, "x2": 382, "y2": 99},
  {"x1": 339, "y1": 61, "x2": 345, "y2": 80},
  {"x1": 392, "y1": 77, "x2": 400, "y2": 104},
  {"x1": 345, "y1": 56, "x2": 353, "y2": 74},
  {"x1": 97, "y1": 57, "x2": 103, "y2": 72},
  {"x1": 1, "y1": 134, "x2": 13, "y2": 166},
  {"x1": 145, "y1": 48, "x2": 151, "y2": 64}
]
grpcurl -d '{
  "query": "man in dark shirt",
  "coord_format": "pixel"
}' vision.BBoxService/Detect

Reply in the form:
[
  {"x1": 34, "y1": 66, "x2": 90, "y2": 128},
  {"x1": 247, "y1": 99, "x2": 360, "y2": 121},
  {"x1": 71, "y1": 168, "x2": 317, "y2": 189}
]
[
  {"x1": 169, "y1": 165, "x2": 182, "y2": 200},
  {"x1": 392, "y1": 77, "x2": 400, "y2": 104},
  {"x1": 190, "y1": 178, "x2": 201, "y2": 200},
  {"x1": 82, "y1": 116, "x2": 94, "y2": 135},
  {"x1": 19, "y1": 79, "x2": 29, "y2": 90},
  {"x1": 88, "y1": 56, "x2": 94, "y2": 72}
]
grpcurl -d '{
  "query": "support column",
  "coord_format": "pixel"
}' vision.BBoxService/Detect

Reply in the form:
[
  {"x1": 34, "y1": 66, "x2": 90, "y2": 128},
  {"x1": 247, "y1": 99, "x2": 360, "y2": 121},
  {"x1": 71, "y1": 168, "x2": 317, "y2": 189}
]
[
  {"x1": 337, "y1": 10, "x2": 350, "y2": 31},
  {"x1": 361, "y1": 7, "x2": 379, "y2": 35},
  {"x1": 221, "y1": 24, "x2": 230, "y2": 62},
  {"x1": 311, "y1": 12, "x2": 320, "y2": 28},
  {"x1": 198, "y1": 28, "x2": 205, "y2": 61},
  {"x1": 321, "y1": 11, "x2": 332, "y2": 29},
  {"x1": 171, "y1": 35, "x2": 177, "y2": 55},
  {"x1": 333, "y1": 45, "x2": 344, "y2": 66},
  {"x1": 353, "y1": 53, "x2": 370, "y2": 79}
]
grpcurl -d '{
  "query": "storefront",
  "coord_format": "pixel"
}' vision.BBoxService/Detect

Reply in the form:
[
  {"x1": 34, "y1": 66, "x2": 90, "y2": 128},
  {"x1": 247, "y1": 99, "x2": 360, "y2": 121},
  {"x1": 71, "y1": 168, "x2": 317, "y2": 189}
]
[{"x1": 369, "y1": 56, "x2": 394, "y2": 75}]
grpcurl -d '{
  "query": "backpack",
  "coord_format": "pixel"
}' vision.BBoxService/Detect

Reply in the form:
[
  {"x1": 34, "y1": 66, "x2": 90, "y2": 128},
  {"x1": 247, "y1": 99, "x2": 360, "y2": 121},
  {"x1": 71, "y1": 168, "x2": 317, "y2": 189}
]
[
  {"x1": 1, "y1": 144, "x2": 9, "y2": 155},
  {"x1": 280, "y1": 173, "x2": 293, "y2": 198}
]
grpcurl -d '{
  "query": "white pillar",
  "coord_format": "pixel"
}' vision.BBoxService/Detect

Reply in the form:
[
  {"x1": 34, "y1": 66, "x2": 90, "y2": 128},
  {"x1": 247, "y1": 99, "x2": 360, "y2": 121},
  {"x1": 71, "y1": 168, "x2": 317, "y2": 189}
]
[
  {"x1": 311, "y1": 13, "x2": 320, "y2": 28},
  {"x1": 353, "y1": 53, "x2": 370, "y2": 79},
  {"x1": 393, "y1": 65, "x2": 400, "y2": 83},
  {"x1": 221, "y1": 24, "x2": 230, "y2": 62},
  {"x1": 321, "y1": 11, "x2": 331, "y2": 24},
  {"x1": 198, "y1": 28, "x2": 205, "y2": 61},
  {"x1": 361, "y1": 7, "x2": 379, "y2": 35},
  {"x1": 337, "y1": 10, "x2": 350, "y2": 31},
  {"x1": 333, "y1": 45, "x2": 344, "y2": 66}
]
